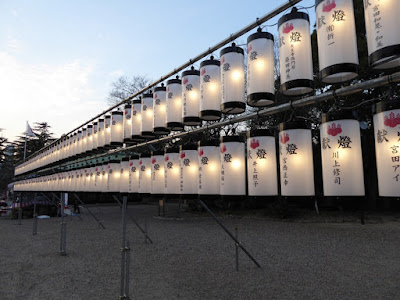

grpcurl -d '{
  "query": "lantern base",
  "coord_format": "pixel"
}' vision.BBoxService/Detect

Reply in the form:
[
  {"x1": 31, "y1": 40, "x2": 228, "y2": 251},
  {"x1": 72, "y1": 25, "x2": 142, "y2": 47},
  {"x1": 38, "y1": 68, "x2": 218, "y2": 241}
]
[
  {"x1": 221, "y1": 102, "x2": 246, "y2": 114},
  {"x1": 180, "y1": 194, "x2": 198, "y2": 200},
  {"x1": 281, "y1": 79, "x2": 313, "y2": 96},
  {"x1": 200, "y1": 110, "x2": 222, "y2": 121},
  {"x1": 369, "y1": 44, "x2": 400, "y2": 70},
  {"x1": 140, "y1": 131, "x2": 155, "y2": 139},
  {"x1": 110, "y1": 142, "x2": 123, "y2": 147},
  {"x1": 247, "y1": 93, "x2": 275, "y2": 107},
  {"x1": 131, "y1": 134, "x2": 145, "y2": 142},
  {"x1": 320, "y1": 63, "x2": 359, "y2": 84},
  {"x1": 123, "y1": 138, "x2": 136, "y2": 145},
  {"x1": 166, "y1": 122, "x2": 184, "y2": 131},
  {"x1": 153, "y1": 127, "x2": 170, "y2": 135},
  {"x1": 183, "y1": 117, "x2": 201, "y2": 126}
]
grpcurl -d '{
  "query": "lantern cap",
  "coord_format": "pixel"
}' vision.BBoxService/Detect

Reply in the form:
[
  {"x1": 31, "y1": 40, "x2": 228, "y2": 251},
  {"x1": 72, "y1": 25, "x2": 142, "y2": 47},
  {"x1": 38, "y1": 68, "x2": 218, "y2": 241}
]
[
  {"x1": 165, "y1": 147, "x2": 179, "y2": 153},
  {"x1": 154, "y1": 86, "x2": 166, "y2": 92},
  {"x1": 129, "y1": 154, "x2": 139, "y2": 159},
  {"x1": 151, "y1": 151, "x2": 164, "y2": 156},
  {"x1": 198, "y1": 140, "x2": 219, "y2": 147},
  {"x1": 143, "y1": 92, "x2": 153, "y2": 98},
  {"x1": 105, "y1": 115, "x2": 111, "y2": 119},
  {"x1": 82, "y1": 127, "x2": 87, "y2": 131},
  {"x1": 200, "y1": 59, "x2": 221, "y2": 67},
  {"x1": 247, "y1": 129, "x2": 275, "y2": 137},
  {"x1": 98, "y1": 118, "x2": 104, "y2": 122},
  {"x1": 182, "y1": 69, "x2": 200, "y2": 77},
  {"x1": 111, "y1": 110, "x2": 123, "y2": 116},
  {"x1": 220, "y1": 45, "x2": 244, "y2": 56},
  {"x1": 321, "y1": 111, "x2": 357, "y2": 123},
  {"x1": 278, "y1": 7, "x2": 309, "y2": 28},
  {"x1": 167, "y1": 78, "x2": 181, "y2": 85},
  {"x1": 140, "y1": 153, "x2": 151, "y2": 158},
  {"x1": 124, "y1": 104, "x2": 131, "y2": 108},
  {"x1": 132, "y1": 99, "x2": 141, "y2": 104},
  {"x1": 279, "y1": 121, "x2": 310, "y2": 131},
  {"x1": 180, "y1": 144, "x2": 198, "y2": 151},
  {"x1": 121, "y1": 157, "x2": 129, "y2": 162},
  {"x1": 108, "y1": 159, "x2": 120, "y2": 164},
  {"x1": 373, "y1": 100, "x2": 400, "y2": 114},
  {"x1": 247, "y1": 31, "x2": 274, "y2": 43},
  {"x1": 220, "y1": 135, "x2": 246, "y2": 143},
  {"x1": 93, "y1": 121, "x2": 98, "y2": 125},
  {"x1": 87, "y1": 124, "x2": 93, "y2": 128}
]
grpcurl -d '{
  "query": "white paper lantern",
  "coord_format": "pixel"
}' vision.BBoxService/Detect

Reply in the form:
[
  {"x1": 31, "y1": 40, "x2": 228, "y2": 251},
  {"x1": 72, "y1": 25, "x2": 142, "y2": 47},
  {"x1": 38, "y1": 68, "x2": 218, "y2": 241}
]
[
  {"x1": 247, "y1": 30, "x2": 275, "y2": 107},
  {"x1": 320, "y1": 112, "x2": 365, "y2": 196},
  {"x1": 123, "y1": 104, "x2": 133, "y2": 144},
  {"x1": 110, "y1": 111, "x2": 124, "y2": 147},
  {"x1": 128, "y1": 155, "x2": 139, "y2": 193},
  {"x1": 138, "y1": 153, "x2": 152, "y2": 194},
  {"x1": 182, "y1": 67, "x2": 201, "y2": 126},
  {"x1": 153, "y1": 86, "x2": 170, "y2": 135},
  {"x1": 247, "y1": 129, "x2": 278, "y2": 196},
  {"x1": 278, "y1": 8, "x2": 313, "y2": 96},
  {"x1": 316, "y1": 0, "x2": 359, "y2": 83},
  {"x1": 106, "y1": 159, "x2": 121, "y2": 193},
  {"x1": 92, "y1": 121, "x2": 99, "y2": 151},
  {"x1": 164, "y1": 148, "x2": 180, "y2": 195},
  {"x1": 179, "y1": 144, "x2": 199, "y2": 195},
  {"x1": 166, "y1": 78, "x2": 184, "y2": 131},
  {"x1": 94, "y1": 162, "x2": 102, "y2": 193},
  {"x1": 279, "y1": 122, "x2": 315, "y2": 196},
  {"x1": 81, "y1": 128, "x2": 87, "y2": 156},
  {"x1": 104, "y1": 115, "x2": 112, "y2": 148},
  {"x1": 101, "y1": 162, "x2": 109, "y2": 193},
  {"x1": 97, "y1": 118, "x2": 105, "y2": 150},
  {"x1": 151, "y1": 151, "x2": 165, "y2": 195},
  {"x1": 141, "y1": 93, "x2": 155, "y2": 138},
  {"x1": 86, "y1": 124, "x2": 94, "y2": 153},
  {"x1": 373, "y1": 101, "x2": 400, "y2": 197},
  {"x1": 220, "y1": 44, "x2": 246, "y2": 114},
  {"x1": 198, "y1": 141, "x2": 220, "y2": 195},
  {"x1": 200, "y1": 57, "x2": 222, "y2": 120},
  {"x1": 120, "y1": 157, "x2": 130, "y2": 194},
  {"x1": 131, "y1": 99, "x2": 144, "y2": 141},
  {"x1": 76, "y1": 130, "x2": 82, "y2": 156},
  {"x1": 88, "y1": 164, "x2": 96, "y2": 192},
  {"x1": 364, "y1": 0, "x2": 400, "y2": 70}
]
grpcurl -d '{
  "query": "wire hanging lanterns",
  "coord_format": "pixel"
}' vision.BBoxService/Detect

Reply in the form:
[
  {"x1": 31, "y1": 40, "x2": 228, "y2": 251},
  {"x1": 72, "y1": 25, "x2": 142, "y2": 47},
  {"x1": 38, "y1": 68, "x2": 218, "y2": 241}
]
[{"x1": 200, "y1": 57, "x2": 222, "y2": 120}]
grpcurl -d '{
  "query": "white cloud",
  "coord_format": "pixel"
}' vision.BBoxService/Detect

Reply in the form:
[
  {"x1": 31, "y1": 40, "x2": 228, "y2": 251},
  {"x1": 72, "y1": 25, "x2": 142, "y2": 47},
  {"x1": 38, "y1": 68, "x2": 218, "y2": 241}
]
[
  {"x1": 11, "y1": 9, "x2": 18, "y2": 17},
  {"x1": 109, "y1": 69, "x2": 124, "y2": 78},
  {"x1": 6, "y1": 39, "x2": 20, "y2": 51},
  {"x1": 0, "y1": 52, "x2": 107, "y2": 141}
]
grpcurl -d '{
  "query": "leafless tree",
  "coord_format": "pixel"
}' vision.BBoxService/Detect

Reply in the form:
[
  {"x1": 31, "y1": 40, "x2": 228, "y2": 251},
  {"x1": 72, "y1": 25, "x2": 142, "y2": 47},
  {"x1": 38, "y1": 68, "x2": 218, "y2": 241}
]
[{"x1": 107, "y1": 75, "x2": 151, "y2": 106}]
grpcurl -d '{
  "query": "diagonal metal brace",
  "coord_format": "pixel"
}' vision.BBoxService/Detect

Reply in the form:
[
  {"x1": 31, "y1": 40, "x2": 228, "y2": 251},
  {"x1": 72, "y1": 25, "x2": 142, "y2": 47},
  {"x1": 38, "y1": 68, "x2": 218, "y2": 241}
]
[{"x1": 73, "y1": 194, "x2": 106, "y2": 229}]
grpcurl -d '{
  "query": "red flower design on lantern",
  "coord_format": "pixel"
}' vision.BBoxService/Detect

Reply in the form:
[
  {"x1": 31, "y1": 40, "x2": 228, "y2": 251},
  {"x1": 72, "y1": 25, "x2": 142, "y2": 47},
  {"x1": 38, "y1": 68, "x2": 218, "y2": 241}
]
[
  {"x1": 139, "y1": 160, "x2": 142, "y2": 165},
  {"x1": 165, "y1": 155, "x2": 169, "y2": 162},
  {"x1": 384, "y1": 112, "x2": 400, "y2": 128},
  {"x1": 154, "y1": 93, "x2": 157, "y2": 99},
  {"x1": 180, "y1": 152, "x2": 185, "y2": 159},
  {"x1": 282, "y1": 23, "x2": 294, "y2": 34},
  {"x1": 280, "y1": 133, "x2": 290, "y2": 144},
  {"x1": 151, "y1": 157, "x2": 156, "y2": 164},
  {"x1": 125, "y1": 110, "x2": 128, "y2": 115},
  {"x1": 129, "y1": 162, "x2": 133, "y2": 166},
  {"x1": 322, "y1": 0, "x2": 336, "y2": 13},
  {"x1": 198, "y1": 148, "x2": 204, "y2": 157},
  {"x1": 183, "y1": 77, "x2": 188, "y2": 85},
  {"x1": 247, "y1": 44, "x2": 253, "y2": 54},
  {"x1": 250, "y1": 139, "x2": 260, "y2": 149},
  {"x1": 221, "y1": 56, "x2": 225, "y2": 64},
  {"x1": 220, "y1": 144, "x2": 227, "y2": 153},
  {"x1": 167, "y1": 86, "x2": 169, "y2": 92},
  {"x1": 327, "y1": 123, "x2": 342, "y2": 136},
  {"x1": 201, "y1": 68, "x2": 206, "y2": 76}
]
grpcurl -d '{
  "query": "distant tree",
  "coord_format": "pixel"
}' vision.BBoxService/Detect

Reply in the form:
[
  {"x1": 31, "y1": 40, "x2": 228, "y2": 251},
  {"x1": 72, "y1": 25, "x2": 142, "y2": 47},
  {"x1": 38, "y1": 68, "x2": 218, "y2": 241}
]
[{"x1": 107, "y1": 75, "x2": 151, "y2": 106}]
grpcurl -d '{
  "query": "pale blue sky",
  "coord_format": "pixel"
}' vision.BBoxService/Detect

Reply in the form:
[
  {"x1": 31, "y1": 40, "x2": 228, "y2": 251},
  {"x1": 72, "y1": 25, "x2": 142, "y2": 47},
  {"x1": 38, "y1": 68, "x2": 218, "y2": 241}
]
[{"x1": 0, "y1": 0, "x2": 315, "y2": 141}]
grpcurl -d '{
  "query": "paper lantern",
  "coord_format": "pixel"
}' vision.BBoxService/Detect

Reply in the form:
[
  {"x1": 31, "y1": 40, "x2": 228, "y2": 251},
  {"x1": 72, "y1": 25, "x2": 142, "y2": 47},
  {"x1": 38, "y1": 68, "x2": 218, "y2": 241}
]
[
  {"x1": 164, "y1": 148, "x2": 180, "y2": 195},
  {"x1": 106, "y1": 159, "x2": 121, "y2": 193},
  {"x1": 182, "y1": 67, "x2": 201, "y2": 126},
  {"x1": 131, "y1": 99, "x2": 144, "y2": 141},
  {"x1": 279, "y1": 122, "x2": 315, "y2": 196},
  {"x1": 94, "y1": 162, "x2": 102, "y2": 193},
  {"x1": 141, "y1": 93, "x2": 155, "y2": 138},
  {"x1": 179, "y1": 144, "x2": 199, "y2": 195},
  {"x1": 316, "y1": 0, "x2": 359, "y2": 83},
  {"x1": 153, "y1": 86, "x2": 170, "y2": 135},
  {"x1": 128, "y1": 155, "x2": 139, "y2": 193},
  {"x1": 123, "y1": 104, "x2": 133, "y2": 144},
  {"x1": 92, "y1": 121, "x2": 99, "y2": 151},
  {"x1": 166, "y1": 78, "x2": 184, "y2": 131},
  {"x1": 220, "y1": 43, "x2": 246, "y2": 114},
  {"x1": 364, "y1": 0, "x2": 400, "y2": 70},
  {"x1": 247, "y1": 129, "x2": 278, "y2": 196},
  {"x1": 101, "y1": 162, "x2": 109, "y2": 193},
  {"x1": 199, "y1": 57, "x2": 222, "y2": 120},
  {"x1": 97, "y1": 118, "x2": 105, "y2": 150},
  {"x1": 110, "y1": 110, "x2": 124, "y2": 147},
  {"x1": 320, "y1": 112, "x2": 365, "y2": 196},
  {"x1": 138, "y1": 153, "x2": 151, "y2": 194},
  {"x1": 120, "y1": 157, "x2": 130, "y2": 194},
  {"x1": 151, "y1": 151, "x2": 165, "y2": 195},
  {"x1": 86, "y1": 124, "x2": 94, "y2": 153},
  {"x1": 373, "y1": 100, "x2": 400, "y2": 197},
  {"x1": 88, "y1": 164, "x2": 96, "y2": 192},
  {"x1": 104, "y1": 115, "x2": 112, "y2": 148},
  {"x1": 198, "y1": 140, "x2": 220, "y2": 195},
  {"x1": 247, "y1": 29, "x2": 275, "y2": 107},
  {"x1": 278, "y1": 8, "x2": 313, "y2": 96},
  {"x1": 220, "y1": 136, "x2": 246, "y2": 196}
]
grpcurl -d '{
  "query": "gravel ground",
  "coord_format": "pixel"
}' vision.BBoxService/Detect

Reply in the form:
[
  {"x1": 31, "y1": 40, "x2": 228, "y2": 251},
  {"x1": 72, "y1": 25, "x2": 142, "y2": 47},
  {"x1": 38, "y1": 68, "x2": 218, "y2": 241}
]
[{"x1": 0, "y1": 203, "x2": 399, "y2": 300}]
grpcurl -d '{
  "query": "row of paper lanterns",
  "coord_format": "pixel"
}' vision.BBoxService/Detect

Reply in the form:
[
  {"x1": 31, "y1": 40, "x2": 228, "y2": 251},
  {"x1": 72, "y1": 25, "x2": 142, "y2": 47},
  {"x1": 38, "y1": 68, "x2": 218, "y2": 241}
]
[
  {"x1": 15, "y1": 101, "x2": 400, "y2": 197},
  {"x1": 15, "y1": 0, "x2": 400, "y2": 176}
]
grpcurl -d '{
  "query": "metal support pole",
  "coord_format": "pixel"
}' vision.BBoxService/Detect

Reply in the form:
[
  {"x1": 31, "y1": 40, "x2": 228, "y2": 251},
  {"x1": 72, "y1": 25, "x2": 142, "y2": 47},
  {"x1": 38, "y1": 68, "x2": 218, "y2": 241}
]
[
  {"x1": 120, "y1": 195, "x2": 128, "y2": 299},
  {"x1": 235, "y1": 227, "x2": 239, "y2": 271},
  {"x1": 33, "y1": 192, "x2": 37, "y2": 235},
  {"x1": 144, "y1": 218, "x2": 148, "y2": 245},
  {"x1": 198, "y1": 198, "x2": 261, "y2": 268},
  {"x1": 73, "y1": 194, "x2": 105, "y2": 229},
  {"x1": 125, "y1": 241, "x2": 131, "y2": 298},
  {"x1": 60, "y1": 192, "x2": 67, "y2": 256}
]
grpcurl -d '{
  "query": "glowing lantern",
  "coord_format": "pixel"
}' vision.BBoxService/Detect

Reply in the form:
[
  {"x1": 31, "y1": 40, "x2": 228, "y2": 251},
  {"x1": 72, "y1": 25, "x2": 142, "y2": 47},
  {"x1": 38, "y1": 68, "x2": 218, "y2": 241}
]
[
  {"x1": 247, "y1": 129, "x2": 278, "y2": 196},
  {"x1": 97, "y1": 118, "x2": 105, "y2": 150},
  {"x1": 279, "y1": 122, "x2": 315, "y2": 196},
  {"x1": 106, "y1": 159, "x2": 121, "y2": 193},
  {"x1": 247, "y1": 29, "x2": 275, "y2": 107},
  {"x1": 166, "y1": 77, "x2": 184, "y2": 131},
  {"x1": 320, "y1": 112, "x2": 365, "y2": 196},
  {"x1": 123, "y1": 104, "x2": 133, "y2": 144},
  {"x1": 110, "y1": 111, "x2": 124, "y2": 147},
  {"x1": 88, "y1": 163, "x2": 96, "y2": 192},
  {"x1": 179, "y1": 144, "x2": 199, "y2": 195},
  {"x1": 86, "y1": 124, "x2": 94, "y2": 153},
  {"x1": 101, "y1": 162, "x2": 109, "y2": 193},
  {"x1": 104, "y1": 115, "x2": 112, "y2": 148},
  {"x1": 316, "y1": 0, "x2": 359, "y2": 83},
  {"x1": 198, "y1": 141, "x2": 220, "y2": 196},
  {"x1": 164, "y1": 148, "x2": 180, "y2": 195},
  {"x1": 120, "y1": 157, "x2": 130, "y2": 194},
  {"x1": 92, "y1": 122, "x2": 99, "y2": 151},
  {"x1": 151, "y1": 151, "x2": 165, "y2": 195},
  {"x1": 220, "y1": 43, "x2": 246, "y2": 114},
  {"x1": 364, "y1": 0, "x2": 400, "y2": 70},
  {"x1": 220, "y1": 136, "x2": 246, "y2": 196},
  {"x1": 200, "y1": 57, "x2": 222, "y2": 120},
  {"x1": 80, "y1": 128, "x2": 87, "y2": 156},
  {"x1": 131, "y1": 99, "x2": 144, "y2": 141},
  {"x1": 373, "y1": 100, "x2": 400, "y2": 197},
  {"x1": 153, "y1": 85, "x2": 170, "y2": 135},
  {"x1": 128, "y1": 155, "x2": 139, "y2": 194},
  {"x1": 278, "y1": 8, "x2": 313, "y2": 96},
  {"x1": 141, "y1": 93, "x2": 155, "y2": 138},
  {"x1": 182, "y1": 67, "x2": 201, "y2": 126},
  {"x1": 138, "y1": 153, "x2": 151, "y2": 194},
  {"x1": 94, "y1": 162, "x2": 102, "y2": 193}
]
